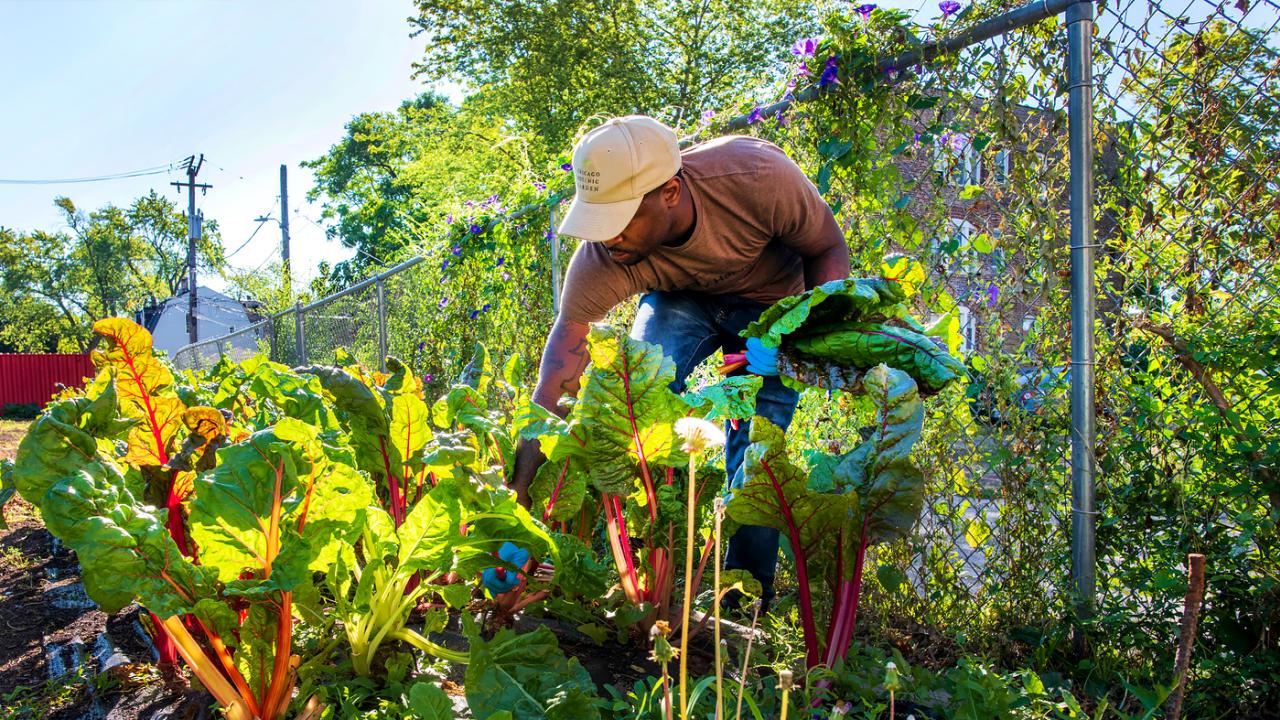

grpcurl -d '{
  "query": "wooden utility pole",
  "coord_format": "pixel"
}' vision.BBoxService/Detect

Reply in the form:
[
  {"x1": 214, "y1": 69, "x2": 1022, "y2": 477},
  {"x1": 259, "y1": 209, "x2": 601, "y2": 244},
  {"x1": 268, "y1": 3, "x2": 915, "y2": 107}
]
[{"x1": 171, "y1": 154, "x2": 211, "y2": 344}]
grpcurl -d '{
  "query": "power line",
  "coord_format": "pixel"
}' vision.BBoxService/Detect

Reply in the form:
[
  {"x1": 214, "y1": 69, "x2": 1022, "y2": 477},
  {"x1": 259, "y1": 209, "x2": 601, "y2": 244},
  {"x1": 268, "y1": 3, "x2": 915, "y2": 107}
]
[
  {"x1": 0, "y1": 161, "x2": 184, "y2": 185},
  {"x1": 224, "y1": 207, "x2": 277, "y2": 261}
]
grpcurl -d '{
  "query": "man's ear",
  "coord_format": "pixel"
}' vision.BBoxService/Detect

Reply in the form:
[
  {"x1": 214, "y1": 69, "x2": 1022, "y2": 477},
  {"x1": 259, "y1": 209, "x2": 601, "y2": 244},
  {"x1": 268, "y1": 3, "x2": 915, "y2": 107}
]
[{"x1": 660, "y1": 176, "x2": 682, "y2": 207}]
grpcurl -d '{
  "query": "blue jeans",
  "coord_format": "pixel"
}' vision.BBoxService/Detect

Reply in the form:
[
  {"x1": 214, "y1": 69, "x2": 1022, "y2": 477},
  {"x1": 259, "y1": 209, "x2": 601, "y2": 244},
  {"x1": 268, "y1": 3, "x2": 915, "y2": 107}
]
[{"x1": 630, "y1": 291, "x2": 799, "y2": 606}]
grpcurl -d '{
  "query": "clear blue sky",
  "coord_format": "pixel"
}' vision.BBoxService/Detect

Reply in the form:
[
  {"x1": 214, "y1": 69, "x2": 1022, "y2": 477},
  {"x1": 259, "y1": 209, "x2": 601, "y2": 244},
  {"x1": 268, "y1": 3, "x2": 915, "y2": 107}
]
[{"x1": 0, "y1": 0, "x2": 452, "y2": 291}]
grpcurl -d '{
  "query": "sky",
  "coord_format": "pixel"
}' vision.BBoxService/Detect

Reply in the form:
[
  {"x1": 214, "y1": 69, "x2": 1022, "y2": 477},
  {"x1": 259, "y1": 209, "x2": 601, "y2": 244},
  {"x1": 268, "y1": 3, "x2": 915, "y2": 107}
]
[
  {"x1": 0, "y1": 0, "x2": 457, "y2": 293},
  {"x1": 4, "y1": 0, "x2": 1263, "y2": 303}
]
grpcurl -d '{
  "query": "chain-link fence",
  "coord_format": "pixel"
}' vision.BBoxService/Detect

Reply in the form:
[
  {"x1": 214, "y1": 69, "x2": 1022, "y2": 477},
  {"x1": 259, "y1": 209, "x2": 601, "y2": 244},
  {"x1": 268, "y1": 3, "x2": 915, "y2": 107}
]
[{"x1": 172, "y1": 0, "x2": 1278, "y2": 709}]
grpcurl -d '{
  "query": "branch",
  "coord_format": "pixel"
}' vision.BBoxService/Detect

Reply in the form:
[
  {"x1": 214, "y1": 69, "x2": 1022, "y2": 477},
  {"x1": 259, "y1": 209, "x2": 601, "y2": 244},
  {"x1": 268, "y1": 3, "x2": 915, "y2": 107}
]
[{"x1": 1133, "y1": 318, "x2": 1279, "y2": 510}]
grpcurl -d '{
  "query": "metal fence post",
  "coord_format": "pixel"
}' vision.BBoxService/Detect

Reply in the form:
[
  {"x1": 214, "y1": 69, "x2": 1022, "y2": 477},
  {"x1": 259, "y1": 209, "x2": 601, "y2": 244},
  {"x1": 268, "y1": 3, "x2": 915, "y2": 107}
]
[
  {"x1": 376, "y1": 278, "x2": 388, "y2": 373},
  {"x1": 295, "y1": 301, "x2": 307, "y2": 366},
  {"x1": 1066, "y1": 0, "x2": 1097, "y2": 654},
  {"x1": 269, "y1": 316, "x2": 278, "y2": 363}
]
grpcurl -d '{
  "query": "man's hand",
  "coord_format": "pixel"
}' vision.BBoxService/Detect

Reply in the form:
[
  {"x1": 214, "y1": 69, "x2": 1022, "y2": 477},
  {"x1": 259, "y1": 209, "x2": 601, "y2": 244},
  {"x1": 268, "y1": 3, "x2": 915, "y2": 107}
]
[
  {"x1": 744, "y1": 337, "x2": 780, "y2": 376},
  {"x1": 482, "y1": 542, "x2": 531, "y2": 596},
  {"x1": 509, "y1": 317, "x2": 592, "y2": 508}
]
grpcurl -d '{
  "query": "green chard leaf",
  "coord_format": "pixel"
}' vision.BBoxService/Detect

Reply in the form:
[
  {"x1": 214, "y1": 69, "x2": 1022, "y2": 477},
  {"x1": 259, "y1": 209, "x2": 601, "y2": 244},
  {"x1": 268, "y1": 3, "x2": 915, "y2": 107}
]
[
  {"x1": 464, "y1": 620, "x2": 602, "y2": 720},
  {"x1": 790, "y1": 322, "x2": 965, "y2": 394}
]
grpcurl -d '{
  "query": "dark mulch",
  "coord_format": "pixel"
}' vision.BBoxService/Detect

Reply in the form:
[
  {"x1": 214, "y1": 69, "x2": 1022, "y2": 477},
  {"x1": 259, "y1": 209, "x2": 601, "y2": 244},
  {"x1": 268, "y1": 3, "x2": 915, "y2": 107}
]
[{"x1": 0, "y1": 497, "x2": 205, "y2": 720}]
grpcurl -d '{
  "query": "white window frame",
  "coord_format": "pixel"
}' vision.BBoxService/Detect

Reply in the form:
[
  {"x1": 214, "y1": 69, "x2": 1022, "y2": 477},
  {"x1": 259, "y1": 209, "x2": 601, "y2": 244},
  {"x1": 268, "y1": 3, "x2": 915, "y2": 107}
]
[
  {"x1": 994, "y1": 149, "x2": 1011, "y2": 186},
  {"x1": 934, "y1": 132, "x2": 982, "y2": 187},
  {"x1": 958, "y1": 305, "x2": 977, "y2": 353}
]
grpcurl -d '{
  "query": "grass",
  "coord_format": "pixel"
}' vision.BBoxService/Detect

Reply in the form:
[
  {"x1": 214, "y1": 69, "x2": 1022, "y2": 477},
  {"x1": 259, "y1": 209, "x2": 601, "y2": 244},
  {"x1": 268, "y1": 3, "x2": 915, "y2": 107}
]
[
  {"x1": 0, "y1": 546, "x2": 34, "y2": 573},
  {"x1": 0, "y1": 418, "x2": 28, "y2": 462}
]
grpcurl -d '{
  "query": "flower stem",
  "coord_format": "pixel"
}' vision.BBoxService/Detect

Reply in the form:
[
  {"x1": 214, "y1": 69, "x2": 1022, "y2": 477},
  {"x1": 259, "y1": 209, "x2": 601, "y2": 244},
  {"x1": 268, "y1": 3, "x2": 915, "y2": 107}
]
[{"x1": 678, "y1": 455, "x2": 697, "y2": 720}]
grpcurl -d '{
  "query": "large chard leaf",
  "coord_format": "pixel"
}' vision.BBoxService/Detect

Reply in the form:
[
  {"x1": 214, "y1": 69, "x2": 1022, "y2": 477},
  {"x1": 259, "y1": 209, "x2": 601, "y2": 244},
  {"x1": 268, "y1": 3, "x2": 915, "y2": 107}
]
[
  {"x1": 831, "y1": 365, "x2": 925, "y2": 547},
  {"x1": 13, "y1": 383, "x2": 131, "y2": 502},
  {"x1": 464, "y1": 621, "x2": 601, "y2": 720},
  {"x1": 727, "y1": 419, "x2": 845, "y2": 565},
  {"x1": 791, "y1": 323, "x2": 965, "y2": 394},
  {"x1": 571, "y1": 325, "x2": 692, "y2": 493},
  {"x1": 684, "y1": 375, "x2": 762, "y2": 422},
  {"x1": 91, "y1": 318, "x2": 186, "y2": 468},
  {"x1": 189, "y1": 417, "x2": 372, "y2": 586},
  {"x1": 728, "y1": 419, "x2": 846, "y2": 666},
  {"x1": 742, "y1": 277, "x2": 909, "y2": 349},
  {"x1": 35, "y1": 458, "x2": 213, "y2": 617}
]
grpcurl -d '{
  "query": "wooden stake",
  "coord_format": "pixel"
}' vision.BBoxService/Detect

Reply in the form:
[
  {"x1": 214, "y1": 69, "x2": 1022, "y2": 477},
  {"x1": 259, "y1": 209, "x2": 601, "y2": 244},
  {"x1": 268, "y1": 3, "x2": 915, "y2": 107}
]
[{"x1": 1165, "y1": 553, "x2": 1206, "y2": 720}]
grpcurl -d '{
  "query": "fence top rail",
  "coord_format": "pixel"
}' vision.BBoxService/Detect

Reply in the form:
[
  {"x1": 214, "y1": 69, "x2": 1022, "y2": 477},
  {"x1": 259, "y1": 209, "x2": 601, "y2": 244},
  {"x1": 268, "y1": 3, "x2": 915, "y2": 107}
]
[{"x1": 172, "y1": 0, "x2": 1080, "y2": 362}]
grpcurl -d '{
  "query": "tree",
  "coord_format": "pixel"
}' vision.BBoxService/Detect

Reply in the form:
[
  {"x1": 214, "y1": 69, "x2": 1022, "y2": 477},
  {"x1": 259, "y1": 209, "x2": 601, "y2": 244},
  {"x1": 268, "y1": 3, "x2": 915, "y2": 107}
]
[
  {"x1": 408, "y1": 0, "x2": 818, "y2": 157},
  {"x1": 303, "y1": 93, "x2": 534, "y2": 284},
  {"x1": 0, "y1": 195, "x2": 225, "y2": 353}
]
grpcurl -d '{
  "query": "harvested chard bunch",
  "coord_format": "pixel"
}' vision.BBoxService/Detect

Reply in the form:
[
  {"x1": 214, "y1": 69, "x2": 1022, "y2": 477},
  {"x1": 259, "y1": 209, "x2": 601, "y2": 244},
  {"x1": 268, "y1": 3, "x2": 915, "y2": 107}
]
[{"x1": 742, "y1": 265, "x2": 965, "y2": 394}]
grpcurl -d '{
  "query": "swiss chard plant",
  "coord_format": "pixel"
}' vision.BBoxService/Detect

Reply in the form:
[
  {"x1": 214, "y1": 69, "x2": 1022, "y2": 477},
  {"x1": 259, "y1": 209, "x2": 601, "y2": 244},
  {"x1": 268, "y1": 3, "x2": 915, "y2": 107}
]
[
  {"x1": 13, "y1": 378, "x2": 371, "y2": 719},
  {"x1": 727, "y1": 364, "x2": 925, "y2": 669},
  {"x1": 333, "y1": 473, "x2": 555, "y2": 677},
  {"x1": 524, "y1": 325, "x2": 759, "y2": 628}
]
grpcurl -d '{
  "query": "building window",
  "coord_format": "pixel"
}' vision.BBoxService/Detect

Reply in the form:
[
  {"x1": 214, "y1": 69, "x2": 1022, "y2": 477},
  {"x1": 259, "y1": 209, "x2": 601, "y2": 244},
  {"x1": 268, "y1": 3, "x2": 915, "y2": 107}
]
[
  {"x1": 958, "y1": 305, "x2": 977, "y2": 352},
  {"x1": 934, "y1": 132, "x2": 982, "y2": 187},
  {"x1": 932, "y1": 218, "x2": 981, "y2": 275},
  {"x1": 994, "y1": 149, "x2": 1011, "y2": 186}
]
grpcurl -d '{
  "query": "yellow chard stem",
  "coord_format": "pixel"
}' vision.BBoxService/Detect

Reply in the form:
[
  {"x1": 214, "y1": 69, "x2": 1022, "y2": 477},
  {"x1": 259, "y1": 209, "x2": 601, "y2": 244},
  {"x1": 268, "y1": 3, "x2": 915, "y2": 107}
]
[
  {"x1": 678, "y1": 453, "x2": 697, "y2": 720},
  {"x1": 162, "y1": 616, "x2": 254, "y2": 720}
]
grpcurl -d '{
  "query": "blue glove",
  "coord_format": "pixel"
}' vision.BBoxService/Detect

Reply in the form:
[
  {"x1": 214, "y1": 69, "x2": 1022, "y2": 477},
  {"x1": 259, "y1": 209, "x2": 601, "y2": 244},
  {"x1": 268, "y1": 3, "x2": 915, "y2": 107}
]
[
  {"x1": 744, "y1": 337, "x2": 780, "y2": 376},
  {"x1": 482, "y1": 542, "x2": 531, "y2": 596}
]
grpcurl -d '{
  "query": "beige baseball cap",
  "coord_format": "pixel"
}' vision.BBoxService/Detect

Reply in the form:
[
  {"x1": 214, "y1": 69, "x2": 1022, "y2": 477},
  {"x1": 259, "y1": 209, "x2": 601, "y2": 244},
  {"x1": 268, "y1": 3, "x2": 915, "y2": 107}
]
[{"x1": 557, "y1": 116, "x2": 682, "y2": 242}]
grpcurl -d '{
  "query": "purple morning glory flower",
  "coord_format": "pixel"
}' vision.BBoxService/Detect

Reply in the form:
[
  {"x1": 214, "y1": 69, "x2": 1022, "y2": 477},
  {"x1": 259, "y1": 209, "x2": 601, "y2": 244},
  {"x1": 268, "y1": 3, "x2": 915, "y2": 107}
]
[
  {"x1": 533, "y1": 181, "x2": 546, "y2": 192},
  {"x1": 441, "y1": 259, "x2": 450, "y2": 270},
  {"x1": 469, "y1": 310, "x2": 480, "y2": 320},
  {"x1": 438, "y1": 297, "x2": 449, "y2": 309},
  {"x1": 791, "y1": 37, "x2": 819, "y2": 57},
  {"x1": 884, "y1": 64, "x2": 897, "y2": 80},
  {"x1": 464, "y1": 200, "x2": 475, "y2": 207},
  {"x1": 485, "y1": 194, "x2": 499, "y2": 206},
  {"x1": 940, "y1": 1, "x2": 961, "y2": 18},
  {"x1": 747, "y1": 106, "x2": 763, "y2": 125},
  {"x1": 496, "y1": 256, "x2": 505, "y2": 266},
  {"x1": 794, "y1": 62, "x2": 811, "y2": 79},
  {"x1": 424, "y1": 373, "x2": 433, "y2": 383},
  {"x1": 818, "y1": 56, "x2": 839, "y2": 88},
  {"x1": 417, "y1": 341, "x2": 425, "y2": 350},
  {"x1": 855, "y1": 4, "x2": 876, "y2": 19},
  {"x1": 445, "y1": 213, "x2": 454, "y2": 224},
  {"x1": 482, "y1": 303, "x2": 490, "y2": 312},
  {"x1": 544, "y1": 229, "x2": 556, "y2": 241},
  {"x1": 775, "y1": 110, "x2": 791, "y2": 128},
  {"x1": 469, "y1": 224, "x2": 482, "y2": 234},
  {"x1": 701, "y1": 109, "x2": 716, "y2": 122},
  {"x1": 561, "y1": 162, "x2": 573, "y2": 172},
  {"x1": 987, "y1": 284, "x2": 999, "y2": 307},
  {"x1": 451, "y1": 245, "x2": 462, "y2": 256},
  {"x1": 501, "y1": 271, "x2": 511, "y2": 281}
]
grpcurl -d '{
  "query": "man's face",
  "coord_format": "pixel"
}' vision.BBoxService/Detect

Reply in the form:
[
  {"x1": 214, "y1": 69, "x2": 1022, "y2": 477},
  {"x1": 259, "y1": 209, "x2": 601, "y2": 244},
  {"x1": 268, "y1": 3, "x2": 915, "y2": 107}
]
[{"x1": 600, "y1": 180, "x2": 678, "y2": 265}]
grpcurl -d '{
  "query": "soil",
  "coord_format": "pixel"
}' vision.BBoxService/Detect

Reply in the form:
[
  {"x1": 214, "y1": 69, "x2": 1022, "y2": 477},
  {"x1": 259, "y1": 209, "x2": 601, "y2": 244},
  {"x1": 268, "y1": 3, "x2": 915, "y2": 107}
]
[{"x1": 0, "y1": 497, "x2": 207, "y2": 720}]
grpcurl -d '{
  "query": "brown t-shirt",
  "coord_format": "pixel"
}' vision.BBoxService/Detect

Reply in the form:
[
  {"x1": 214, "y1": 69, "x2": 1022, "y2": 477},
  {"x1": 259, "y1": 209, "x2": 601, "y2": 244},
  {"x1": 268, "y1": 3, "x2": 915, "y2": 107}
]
[{"x1": 559, "y1": 135, "x2": 835, "y2": 324}]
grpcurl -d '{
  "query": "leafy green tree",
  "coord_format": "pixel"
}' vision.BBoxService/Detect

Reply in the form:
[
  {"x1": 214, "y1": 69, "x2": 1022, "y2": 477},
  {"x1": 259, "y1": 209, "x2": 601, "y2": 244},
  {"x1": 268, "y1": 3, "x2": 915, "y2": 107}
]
[
  {"x1": 408, "y1": 0, "x2": 817, "y2": 156},
  {"x1": 303, "y1": 93, "x2": 534, "y2": 284},
  {"x1": 0, "y1": 195, "x2": 225, "y2": 353}
]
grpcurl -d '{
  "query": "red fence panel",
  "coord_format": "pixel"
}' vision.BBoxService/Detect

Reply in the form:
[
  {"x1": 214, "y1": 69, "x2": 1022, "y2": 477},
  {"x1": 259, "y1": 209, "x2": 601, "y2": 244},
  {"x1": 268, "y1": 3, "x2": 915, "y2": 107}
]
[{"x1": 0, "y1": 354, "x2": 95, "y2": 408}]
